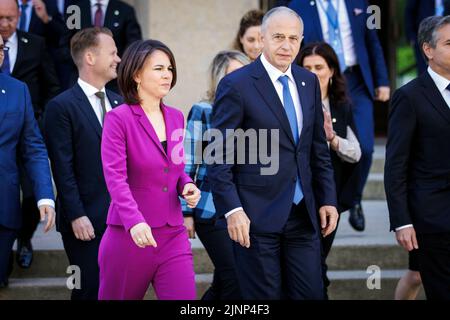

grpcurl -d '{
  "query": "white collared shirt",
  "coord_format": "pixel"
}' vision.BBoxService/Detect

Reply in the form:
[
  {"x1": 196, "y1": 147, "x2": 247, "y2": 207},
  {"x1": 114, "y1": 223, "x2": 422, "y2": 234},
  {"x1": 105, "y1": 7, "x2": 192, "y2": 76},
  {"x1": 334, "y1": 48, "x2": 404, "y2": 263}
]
[
  {"x1": 4, "y1": 32, "x2": 18, "y2": 73},
  {"x1": 428, "y1": 66, "x2": 450, "y2": 109},
  {"x1": 77, "y1": 78, "x2": 112, "y2": 125},
  {"x1": 316, "y1": 0, "x2": 357, "y2": 67},
  {"x1": 260, "y1": 53, "x2": 303, "y2": 139},
  {"x1": 90, "y1": 0, "x2": 110, "y2": 26}
]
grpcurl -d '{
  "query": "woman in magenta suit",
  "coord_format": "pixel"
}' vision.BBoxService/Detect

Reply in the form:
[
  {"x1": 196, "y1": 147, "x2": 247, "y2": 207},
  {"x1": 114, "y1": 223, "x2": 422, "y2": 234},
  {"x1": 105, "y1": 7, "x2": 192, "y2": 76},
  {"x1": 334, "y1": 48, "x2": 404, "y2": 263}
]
[{"x1": 98, "y1": 39, "x2": 201, "y2": 300}]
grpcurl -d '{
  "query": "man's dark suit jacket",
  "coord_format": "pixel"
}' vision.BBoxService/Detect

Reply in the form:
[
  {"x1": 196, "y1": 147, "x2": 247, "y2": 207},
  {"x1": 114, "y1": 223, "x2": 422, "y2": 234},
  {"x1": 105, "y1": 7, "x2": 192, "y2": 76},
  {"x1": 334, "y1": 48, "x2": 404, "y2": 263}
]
[
  {"x1": 11, "y1": 30, "x2": 60, "y2": 122},
  {"x1": 208, "y1": 58, "x2": 337, "y2": 234},
  {"x1": 43, "y1": 83, "x2": 123, "y2": 234},
  {"x1": 60, "y1": 0, "x2": 142, "y2": 89},
  {"x1": 385, "y1": 71, "x2": 450, "y2": 234}
]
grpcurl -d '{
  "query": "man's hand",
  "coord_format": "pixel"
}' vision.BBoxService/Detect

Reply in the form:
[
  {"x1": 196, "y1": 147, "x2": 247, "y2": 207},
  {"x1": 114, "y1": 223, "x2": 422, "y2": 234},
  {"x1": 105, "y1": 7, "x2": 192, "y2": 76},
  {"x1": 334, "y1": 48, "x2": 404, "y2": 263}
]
[
  {"x1": 130, "y1": 222, "x2": 157, "y2": 248},
  {"x1": 33, "y1": 0, "x2": 51, "y2": 24},
  {"x1": 182, "y1": 183, "x2": 201, "y2": 208},
  {"x1": 374, "y1": 86, "x2": 390, "y2": 102},
  {"x1": 395, "y1": 226, "x2": 419, "y2": 251},
  {"x1": 226, "y1": 210, "x2": 251, "y2": 248},
  {"x1": 71, "y1": 216, "x2": 96, "y2": 241},
  {"x1": 319, "y1": 205, "x2": 338, "y2": 237},
  {"x1": 39, "y1": 204, "x2": 55, "y2": 233},
  {"x1": 183, "y1": 216, "x2": 195, "y2": 239}
]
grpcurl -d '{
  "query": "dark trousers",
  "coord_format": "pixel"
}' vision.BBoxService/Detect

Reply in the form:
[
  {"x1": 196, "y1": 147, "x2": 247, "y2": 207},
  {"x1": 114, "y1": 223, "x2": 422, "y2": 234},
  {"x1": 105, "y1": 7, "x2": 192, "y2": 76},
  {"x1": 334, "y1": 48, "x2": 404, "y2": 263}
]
[
  {"x1": 18, "y1": 160, "x2": 41, "y2": 243},
  {"x1": 61, "y1": 231, "x2": 102, "y2": 300},
  {"x1": 417, "y1": 232, "x2": 450, "y2": 300},
  {"x1": 344, "y1": 66, "x2": 374, "y2": 204},
  {"x1": 320, "y1": 214, "x2": 342, "y2": 299},
  {"x1": 195, "y1": 222, "x2": 241, "y2": 300},
  {"x1": 233, "y1": 201, "x2": 323, "y2": 300},
  {"x1": 0, "y1": 225, "x2": 17, "y2": 283}
]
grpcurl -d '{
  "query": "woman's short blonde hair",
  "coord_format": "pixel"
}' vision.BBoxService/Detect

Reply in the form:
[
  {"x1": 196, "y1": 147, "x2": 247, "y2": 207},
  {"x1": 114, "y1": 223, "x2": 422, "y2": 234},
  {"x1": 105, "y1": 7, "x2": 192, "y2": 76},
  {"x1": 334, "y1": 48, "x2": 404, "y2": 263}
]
[{"x1": 206, "y1": 50, "x2": 250, "y2": 103}]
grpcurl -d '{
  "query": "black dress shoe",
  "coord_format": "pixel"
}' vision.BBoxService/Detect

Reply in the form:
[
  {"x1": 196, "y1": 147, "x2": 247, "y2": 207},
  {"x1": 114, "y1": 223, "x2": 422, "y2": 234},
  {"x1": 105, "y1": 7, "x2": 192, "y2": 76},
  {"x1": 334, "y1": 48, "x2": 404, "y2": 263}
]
[
  {"x1": 16, "y1": 239, "x2": 33, "y2": 269},
  {"x1": 349, "y1": 203, "x2": 365, "y2": 231}
]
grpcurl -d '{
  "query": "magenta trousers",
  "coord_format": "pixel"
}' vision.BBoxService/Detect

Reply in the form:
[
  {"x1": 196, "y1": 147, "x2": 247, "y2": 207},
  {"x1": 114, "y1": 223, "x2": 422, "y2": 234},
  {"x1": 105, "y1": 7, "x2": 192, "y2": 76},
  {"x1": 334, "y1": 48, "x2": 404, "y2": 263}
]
[{"x1": 98, "y1": 224, "x2": 196, "y2": 300}]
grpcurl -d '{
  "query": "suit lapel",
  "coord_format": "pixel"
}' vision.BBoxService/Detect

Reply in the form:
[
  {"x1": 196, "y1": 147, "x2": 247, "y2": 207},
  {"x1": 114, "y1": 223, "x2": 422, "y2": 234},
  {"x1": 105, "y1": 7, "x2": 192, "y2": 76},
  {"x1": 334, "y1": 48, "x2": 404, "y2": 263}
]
[
  {"x1": 310, "y1": 1, "x2": 324, "y2": 40},
  {"x1": 106, "y1": 91, "x2": 121, "y2": 109},
  {"x1": 252, "y1": 60, "x2": 296, "y2": 145},
  {"x1": 132, "y1": 105, "x2": 167, "y2": 158},
  {"x1": 292, "y1": 67, "x2": 311, "y2": 150},
  {"x1": 12, "y1": 32, "x2": 28, "y2": 76},
  {"x1": 104, "y1": 0, "x2": 118, "y2": 30},
  {"x1": 421, "y1": 72, "x2": 450, "y2": 125},
  {"x1": 73, "y1": 84, "x2": 102, "y2": 138},
  {"x1": 0, "y1": 75, "x2": 8, "y2": 128}
]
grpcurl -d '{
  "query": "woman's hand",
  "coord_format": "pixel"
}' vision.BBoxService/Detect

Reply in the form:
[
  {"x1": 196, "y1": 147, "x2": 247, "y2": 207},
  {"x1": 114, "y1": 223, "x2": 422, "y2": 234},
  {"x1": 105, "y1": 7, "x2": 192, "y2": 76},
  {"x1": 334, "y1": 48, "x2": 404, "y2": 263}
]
[
  {"x1": 323, "y1": 110, "x2": 335, "y2": 141},
  {"x1": 130, "y1": 222, "x2": 157, "y2": 248},
  {"x1": 182, "y1": 183, "x2": 201, "y2": 208},
  {"x1": 183, "y1": 216, "x2": 196, "y2": 239}
]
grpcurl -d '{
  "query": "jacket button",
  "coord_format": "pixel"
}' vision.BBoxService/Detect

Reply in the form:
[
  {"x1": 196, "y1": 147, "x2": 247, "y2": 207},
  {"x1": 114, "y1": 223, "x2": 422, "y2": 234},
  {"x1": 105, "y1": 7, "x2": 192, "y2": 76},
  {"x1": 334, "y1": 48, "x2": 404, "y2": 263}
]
[
  {"x1": 164, "y1": 168, "x2": 169, "y2": 173},
  {"x1": 163, "y1": 187, "x2": 168, "y2": 192}
]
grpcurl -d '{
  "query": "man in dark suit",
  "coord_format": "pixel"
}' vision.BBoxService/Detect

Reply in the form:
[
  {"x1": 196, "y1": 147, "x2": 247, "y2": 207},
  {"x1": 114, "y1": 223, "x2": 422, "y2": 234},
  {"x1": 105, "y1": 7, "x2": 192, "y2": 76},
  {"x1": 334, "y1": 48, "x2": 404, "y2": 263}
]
[
  {"x1": 60, "y1": 0, "x2": 142, "y2": 91},
  {"x1": 0, "y1": 36, "x2": 55, "y2": 288},
  {"x1": 287, "y1": 0, "x2": 390, "y2": 231},
  {"x1": 385, "y1": 15, "x2": 450, "y2": 300},
  {"x1": 208, "y1": 7, "x2": 338, "y2": 299},
  {"x1": 405, "y1": 0, "x2": 448, "y2": 75},
  {"x1": 44, "y1": 27, "x2": 122, "y2": 300},
  {"x1": 0, "y1": 0, "x2": 60, "y2": 269}
]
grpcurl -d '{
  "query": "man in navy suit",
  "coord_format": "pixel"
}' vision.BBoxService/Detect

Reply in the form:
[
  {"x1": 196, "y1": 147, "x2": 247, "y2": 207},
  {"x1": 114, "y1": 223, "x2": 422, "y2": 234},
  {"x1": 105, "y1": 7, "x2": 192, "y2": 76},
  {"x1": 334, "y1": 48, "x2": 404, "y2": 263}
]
[
  {"x1": 44, "y1": 27, "x2": 122, "y2": 300},
  {"x1": 0, "y1": 36, "x2": 55, "y2": 288},
  {"x1": 405, "y1": 0, "x2": 446, "y2": 75},
  {"x1": 287, "y1": 0, "x2": 390, "y2": 231},
  {"x1": 208, "y1": 7, "x2": 338, "y2": 299},
  {"x1": 385, "y1": 15, "x2": 450, "y2": 300}
]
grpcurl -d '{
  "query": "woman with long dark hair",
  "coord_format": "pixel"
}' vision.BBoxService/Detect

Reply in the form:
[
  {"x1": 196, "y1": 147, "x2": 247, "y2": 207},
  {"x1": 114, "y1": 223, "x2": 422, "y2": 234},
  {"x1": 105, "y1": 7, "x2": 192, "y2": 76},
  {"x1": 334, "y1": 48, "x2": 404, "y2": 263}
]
[{"x1": 298, "y1": 42, "x2": 361, "y2": 298}]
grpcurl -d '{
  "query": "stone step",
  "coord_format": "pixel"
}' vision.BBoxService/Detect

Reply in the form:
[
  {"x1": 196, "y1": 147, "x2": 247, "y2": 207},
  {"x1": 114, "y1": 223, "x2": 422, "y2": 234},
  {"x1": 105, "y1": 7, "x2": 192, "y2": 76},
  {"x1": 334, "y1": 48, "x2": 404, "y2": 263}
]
[
  {"x1": 10, "y1": 244, "x2": 407, "y2": 279},
  {"x1": 362, "y1": 173, "x2": 385, "y2": 200},
  {"x1": 370, "y1": 157, "x2": 385, "y2": 174},
  {"x1": 0, "y1": 270, "x2": 425, "y2": 300}
]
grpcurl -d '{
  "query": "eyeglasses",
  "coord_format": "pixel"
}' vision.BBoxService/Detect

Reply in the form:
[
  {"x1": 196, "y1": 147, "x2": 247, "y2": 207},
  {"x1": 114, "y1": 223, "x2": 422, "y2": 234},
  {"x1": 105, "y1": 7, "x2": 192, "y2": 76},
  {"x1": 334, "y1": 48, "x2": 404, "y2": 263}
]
[{"x1": 0, "y1": 45, "x2": 9, "y2": 52}]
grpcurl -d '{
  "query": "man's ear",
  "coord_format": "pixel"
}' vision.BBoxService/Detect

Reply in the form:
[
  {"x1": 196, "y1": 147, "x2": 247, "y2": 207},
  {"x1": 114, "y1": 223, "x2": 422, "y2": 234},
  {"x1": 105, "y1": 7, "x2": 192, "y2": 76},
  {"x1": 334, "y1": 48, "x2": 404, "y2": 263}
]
[
  {"x1": 85, "y1": 50, "x2": 96, "y2": 66},
  {"x1": 422, "y1": 42, "x2": 433, "y2": 61}
]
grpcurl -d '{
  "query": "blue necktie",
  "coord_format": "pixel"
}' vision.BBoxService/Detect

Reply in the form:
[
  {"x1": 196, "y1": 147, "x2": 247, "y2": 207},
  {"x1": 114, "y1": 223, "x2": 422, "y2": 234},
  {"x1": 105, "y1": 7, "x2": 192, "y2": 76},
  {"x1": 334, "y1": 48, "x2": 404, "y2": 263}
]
[
  {"x1": 278, "y1": 75, "x2": 304, "y2": 205},
  {"x1": 19, "y1": 3, "x2": 28, "y2": 31},
  {"x1": 1, "y1": 40, "x2": 10, "y2": 75},
  {"x1": 436, "y1": 0, "x2": 444, "y2": 16},
  {"x1": 325, "y1": 0, "x2": 346, "y2": 71}
]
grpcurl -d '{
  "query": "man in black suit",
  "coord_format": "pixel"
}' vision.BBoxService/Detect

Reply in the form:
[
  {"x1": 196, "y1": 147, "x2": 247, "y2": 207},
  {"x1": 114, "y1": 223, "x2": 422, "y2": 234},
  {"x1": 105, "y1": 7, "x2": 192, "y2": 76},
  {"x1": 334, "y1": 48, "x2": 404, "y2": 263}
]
[
  {"x1": 60, "y1": 0, "x2": 142, "y2": 91},
  {"x1": 385, "y1": 15, "x2": 450, "y2": 300},
  {"x1": 0, "y1": 0, "x2": 60, "y2": 270},
  {"x1": 44, "y1": 27, "x2": 122, "y2": 300}
]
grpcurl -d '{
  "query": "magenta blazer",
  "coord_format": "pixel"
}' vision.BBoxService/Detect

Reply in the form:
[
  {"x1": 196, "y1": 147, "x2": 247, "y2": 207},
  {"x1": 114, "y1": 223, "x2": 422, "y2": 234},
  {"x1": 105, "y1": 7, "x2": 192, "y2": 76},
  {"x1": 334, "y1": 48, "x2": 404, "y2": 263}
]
[{"x1": 101, "y1": 103, "x2": 193, "y2": 232}]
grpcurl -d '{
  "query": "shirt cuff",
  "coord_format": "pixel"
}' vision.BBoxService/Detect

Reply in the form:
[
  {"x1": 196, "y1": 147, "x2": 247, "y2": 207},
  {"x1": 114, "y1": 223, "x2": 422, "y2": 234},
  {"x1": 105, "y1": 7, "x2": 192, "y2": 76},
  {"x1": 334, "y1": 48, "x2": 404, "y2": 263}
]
[
  {"x1": 224, "y1": 207, "x2": 244, "y2": 218},
  {"x1": 395, "y1": 224, "x2": 413, "y2": 231},
  {"x1": 37, "y1": 199, "x2": 55, "y2": 209}
]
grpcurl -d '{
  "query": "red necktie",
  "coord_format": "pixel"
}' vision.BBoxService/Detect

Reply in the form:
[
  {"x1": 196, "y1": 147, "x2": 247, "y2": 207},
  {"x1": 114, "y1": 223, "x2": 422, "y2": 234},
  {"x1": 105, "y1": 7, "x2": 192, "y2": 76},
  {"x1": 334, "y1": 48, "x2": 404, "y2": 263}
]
[{"x1": 94, "y1": 1, "x2": 103, "y2": 27}]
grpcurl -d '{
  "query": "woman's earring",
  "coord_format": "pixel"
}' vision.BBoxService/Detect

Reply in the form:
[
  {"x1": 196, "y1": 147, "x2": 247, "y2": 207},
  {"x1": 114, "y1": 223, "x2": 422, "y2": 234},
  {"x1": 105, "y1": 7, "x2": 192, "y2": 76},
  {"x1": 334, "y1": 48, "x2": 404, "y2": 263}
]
[
  {"x1": 329, "y1": 78, "x2": 333, "y2": 86},
  {"x1": 137, "y1": 82, "x2": 140, "y2": 91}
]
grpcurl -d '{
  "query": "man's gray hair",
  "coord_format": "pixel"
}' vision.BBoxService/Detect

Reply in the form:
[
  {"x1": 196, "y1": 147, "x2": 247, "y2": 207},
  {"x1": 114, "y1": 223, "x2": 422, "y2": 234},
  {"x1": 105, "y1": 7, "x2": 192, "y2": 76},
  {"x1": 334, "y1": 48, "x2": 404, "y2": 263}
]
[
  {"x1": 261, "y1": 6, "x2": 303, "y2": 34},
  {"x1": 418, "y1": 15, "x2": 450, "y2": 60}
]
